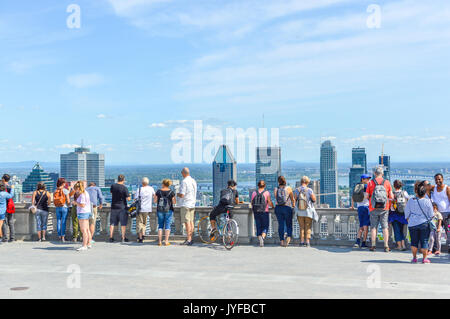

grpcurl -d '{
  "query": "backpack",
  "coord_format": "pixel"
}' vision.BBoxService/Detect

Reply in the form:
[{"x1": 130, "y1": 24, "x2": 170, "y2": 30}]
[
  {"x1": 297, "y1": 187, "x2": 309, "y2": 210},
  {"x1": 352, "y1": 183, "x2": 365, "y2": 203},
  {"x1": 393, "y1": 190, "x2": 406, "y2": 213},
  {"x1": 219, "y1": 188, "x2": 233, "y2": 206},
  {"x1": 276, "y1": 187, "x2": 288, "y2": 206},
  {"x1": 157, "y1": 190, "x2": 172, "y2": 212},
  {"x1": 6, "y1": 198, "x2": 15, "y2": 214},
  {"x1": 371, "y1": 179, "x2": 388, "y2": 209},
  {"x1": 53, "y1": 188, "x2": 67, "y2": 207},
  {"x1": 252, "y1": 191, "x2": 267, "y2": 213}
]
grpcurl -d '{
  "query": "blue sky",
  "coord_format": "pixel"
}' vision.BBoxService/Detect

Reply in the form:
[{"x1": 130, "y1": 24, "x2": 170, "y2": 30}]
[{"x1": 1, "y1": 0, "x2": 450, "y2": 164}]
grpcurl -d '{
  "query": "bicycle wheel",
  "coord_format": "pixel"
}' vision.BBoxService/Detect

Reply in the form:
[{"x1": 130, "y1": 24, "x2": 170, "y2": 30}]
[
  {"x1": 222, "y1": 219, "x2": 239, "y2": 250},
  {"x1": 198, "y1": 216, "x2": 217, "y2": 244}
]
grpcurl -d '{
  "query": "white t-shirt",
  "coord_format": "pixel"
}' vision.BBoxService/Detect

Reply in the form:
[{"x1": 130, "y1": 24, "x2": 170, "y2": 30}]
[
  {"x1": 135, "y1": 186, "x2": 155, "y2": 212},
  {"x1": 179, "y1": 176, "x2": 197, "y2": 208}
]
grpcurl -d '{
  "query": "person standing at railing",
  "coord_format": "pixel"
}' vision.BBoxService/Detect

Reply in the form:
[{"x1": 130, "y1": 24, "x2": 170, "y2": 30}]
[
  {"x1": 32, "y1": 182, "x2": 51, "y2": 242},
  {"x1": 251, "y1": 180, "x2": 274, "y2": 247},
  {"x1": 53, "y1": 178, "x2": 70, "y2": 243},
  {"x1": 294, "y1": 176, "x2": 316, "y2": 248},
  {"x1": 72, "y1": 181, "x2": 92, "y2": 251},
  {"x1": 155, "y1": 179, "x2": 176, "y2": 246},
  {"x1": 0, "y1": 182, "x2": 15, "y2": 241},
  {"x1": 1, "y1": 174, "x2": 15, "y2": 243},
  {"x1": 367, "y1": 166, "x2": 393, "y2": 252},
  {"x1": 109, "y1": 175, "x2": 131, "y2": 243},
  {"x1": 431, "y1": 173, "x2": 450, "y2": 254},
  {"x1": 177, "y1": 167, "x2": 197, "y2": 246},
  {"x1": 86, "y1": 182, "x2": 104, "y2": 243},
  {"x1": 405, "y1": 181, "x2": 434, "y2": 264},
  {"x1": 390, "y1": 180, "x2": 410, "y2": 251},
  {"x1": 134, "y1": 177, "x2": 156, "y2": 244},
  {"x1": 351, "y1": 174, "x2": 371, "y2": 248},
  {"x1": 274, "y1": 176, "x2": 295, "y2": 247}
]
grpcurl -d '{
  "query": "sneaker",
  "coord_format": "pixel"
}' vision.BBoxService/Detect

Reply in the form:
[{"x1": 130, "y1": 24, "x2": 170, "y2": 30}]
[
  {"x1": 137, "y1": 238, "x2": 143, "y2": 243},
  {"x1": 354, "y1": 238, "x2": 361, "y2": 248},
  {"x1": 72, "y1": 238, "x2": 78, "y2": 242},
  {"x1": 122, "y1": 238, "x2": 129, "y2": 243},
  {"x1": 180, "y1": 240, "x2": 189, "y2": 245},
  {"x1": 8, "y1": 239, "x2": 14, "y2": 243},
  {"x1": 76, "y1": 246, "x2": 88, "y2": 252},
  {"x1": 37, "y1": 239, "x2": 42, "y2": 242},
  {"x1": 186, "y1": 240, "x2": 193, "y2": 246},
  {"x1": 306, "y1": 242, "x2": 311, "y2": 248},
  {"x1": 91, "y1": 239, "x2": 95, "y2": 244},
  {"x1": 384, "y1": 247, "x2": 390, "y2": 252},
  {"x1": 61, "y1": 237, "x2": 65, "y2": 243},
  {"x1": 2, "y1": 238, "x2": 7, "y2": 243},
  {"x1": 361, "y1": 242, "x2": 368, "y2": 248},
  {"x1": 42, "y1": 238, "x2": 46, "y2": 242},
  {"x1": 422, "y1": 259, "x2": 431, "y2": 264},
  {"x1": 209, "y1": 228, "x2": 218, "y2": 240},
  {"x1": 411, "y1": 257, "x2": 418, "y2": 263},
  {"x1": 370, "y1": 246, "x2": 376, "y2": 252},
  {"x1": 87, "y1": 244, "x2": 92, "y2": 249},
  {"x1": 300, "y1": 242, "x2": 305, "y2": 247},
  {"x1": 258, "y1": 236, "x2": 264, "y2": 247},
  {"x1": 109, "y1": 237, "x2": 115, "y2": 243}
]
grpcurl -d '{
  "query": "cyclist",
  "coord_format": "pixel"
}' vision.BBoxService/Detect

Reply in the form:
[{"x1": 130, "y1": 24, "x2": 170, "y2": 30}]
[{"x1": 209, "y1": 180, "x2": 240, "y2": 238}]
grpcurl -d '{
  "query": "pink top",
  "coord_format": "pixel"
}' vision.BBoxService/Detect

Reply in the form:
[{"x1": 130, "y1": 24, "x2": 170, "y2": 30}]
[
  {"x1": 76, "y1": 191, "x2": 91, "y2": 215},
  {"x1": 251, "y1": 190, "x2": 271, "y2": 213}
]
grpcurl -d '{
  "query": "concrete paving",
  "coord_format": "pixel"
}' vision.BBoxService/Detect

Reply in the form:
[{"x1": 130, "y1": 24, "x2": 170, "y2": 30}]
[{"x1": 1, "y1": 240, "x2": 449, "y2": 299}]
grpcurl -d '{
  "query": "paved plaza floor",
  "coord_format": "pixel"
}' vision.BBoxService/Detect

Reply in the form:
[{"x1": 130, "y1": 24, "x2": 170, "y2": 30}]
[{"x1": 1, "y1": 241, "x2": 449, "y2": 299}]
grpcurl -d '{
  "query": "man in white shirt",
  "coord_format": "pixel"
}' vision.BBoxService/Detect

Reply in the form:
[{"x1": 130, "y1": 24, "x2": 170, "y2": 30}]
[
  {"x1": 177, "y1": 167, "x2": 197, "y2": 246},
  {"x1": 135, "y1": 177, "x2": 156, "y2": 243}
]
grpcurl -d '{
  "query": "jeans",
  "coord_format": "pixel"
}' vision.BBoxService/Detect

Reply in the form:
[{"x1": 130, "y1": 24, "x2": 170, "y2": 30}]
[
  {"x1": 157, "y1": 210, "x2": 174, "y2": 231},
  {"x1": 35, "y1": 209, "x2": 49, "y2": 231},
  {"x1": 254, "y1": 212, "x2": 269, "y2": 236},
  {"x1": 1, "y1": 213, "x2": 15, "y2": 240},
  {"x1": 409, "y1": 222, "x2": 431, "y2": 249},
  {"x1": 71, "y1": 206, "x2": 81, "y2": 239},
  {"x1": 275, "y1": 205, "x2": 293, "y2": 241},
  {"x1": 55, "y1": 206, "x2": 69, "y2": 237},
  {"x1": 391, "y1": 220, "x2": 405, "y2": 242}
]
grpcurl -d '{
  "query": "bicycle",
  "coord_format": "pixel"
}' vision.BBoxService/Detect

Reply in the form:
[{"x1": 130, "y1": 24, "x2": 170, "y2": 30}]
[{"x1": 197, "y1": 205, "x2": 239, "y2": 250}]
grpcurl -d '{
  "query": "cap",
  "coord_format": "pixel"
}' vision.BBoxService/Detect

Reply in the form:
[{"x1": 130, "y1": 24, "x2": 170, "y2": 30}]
[{"x1": 361, "y1": 174, "x2": 371, "y2": 180}]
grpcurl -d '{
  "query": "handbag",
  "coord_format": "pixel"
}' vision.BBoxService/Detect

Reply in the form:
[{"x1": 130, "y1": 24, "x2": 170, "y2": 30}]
[
  {"x1": 416, "y1": 198, "x2": 437, "y2": 232},
  {"x1": 128, "y1": 187, "x2": 142, "y2": 218},
  {"x1": 29, "y1": 191, "x2": 45, "y2": 214}
]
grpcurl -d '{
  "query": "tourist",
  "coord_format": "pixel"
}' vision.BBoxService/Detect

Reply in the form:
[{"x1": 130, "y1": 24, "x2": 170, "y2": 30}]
[
  {"x1": 405, "y1": 181, "x2": 434, "y2": 263},
  {"x1": 32, "y1": 182, "x2": 52, "y2": 242},
  {"x1": 274, "y1": 176, "x2": 295, "y2": 247},
  {"x1": 0, "y1": 182, "x2": 14, "y2": 240},
  {"x1": 351, "y1": 174, "x2": 371, "y2": 248},
  {"x1": 428, "y1": 203, "x2": 443, "y2": 256},
  {"x1": 251, "y1": 180, "x2": 274, "y2": 247},
  {"x1": 72, "y1": 181, "x2": 92, "y2": 251},
  {"x1": 294, "y1": 176, "x2": 316, "y2": 247},
  {"x1": 390, "y1": 180, "x2": 409, "y2": 251},
  {"x1": 53, "y1": 178, "x2": 70, "y2": 242},
  {"x1": 109, "y1": 175, "x2": 131, "y2": 243},
  {"x1": 177, "y1": 167, "x2": 197, "y2": 246},
  {"x1": 209, "y1": 180, "x2": 239, "y2": 240},
  {"x1": 431, "y1": 174, "x2": 450, "y2": 254},
  {"x1": 1, "y1": 174, "x2": 15, "y2": 242},
  {"x1": 69, "y1": 182, "x2": 82, "y2": 242},
  {"x1": 135, "y1": 177, "x2": 156, "y2": 244},
  {"x1": 155, "y1": 179, "x2": 176, "y2": 246},
  {"x1": 367, "y1": 166, "x2": 393, "y2": 252},
  {"x1": 86, "y1": 182, "x2": 105, "y2": 243}
]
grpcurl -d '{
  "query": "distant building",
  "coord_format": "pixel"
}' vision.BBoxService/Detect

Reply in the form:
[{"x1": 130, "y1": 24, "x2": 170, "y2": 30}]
[
  {"x1": 320, "y1": 140, "x2": 338, "y2": 208},
  {"x1": 256, "y1": 147, "x2": 281, "y2": 200},
  {"x1": 379, "y1": 155, "x2": 391, "y2": 181},
  {"x1": 308, "y1": 180, "x2": 321, "y2": 206},
  {"x1": 212, "y1": 145, "x2": 237, "y2": 206},
  {"x1": 349, "y1": 165, "x2": 365, "y2": 200},
  {"x1": 49, "y1": 172, "x2": 59, "y2": 190},
  {"x1": 352, "y1": 147, "x2": 367, "y2": 173},
  {"x1": 105, "y1": 178, "x2": 116, "y2": 187},
  {"x1": 22, "y1": 163, "x2": 55, "y2": 193},
  {"x1": 402, "y1": 179, "x2": 416, "y2": 196},
  {"x1": 60, "y1": 145, "x2": 105, "y2": 187}
]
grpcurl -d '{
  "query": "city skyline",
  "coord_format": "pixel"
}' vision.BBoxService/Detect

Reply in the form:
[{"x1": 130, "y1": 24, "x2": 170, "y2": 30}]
[{"x1": 1, "y1": 0, "x2": 450, "y2": 164}]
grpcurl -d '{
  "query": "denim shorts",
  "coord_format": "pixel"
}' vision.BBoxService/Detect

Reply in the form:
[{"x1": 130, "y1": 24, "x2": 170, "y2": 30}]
[
  {"x1": 357, "y1": 206, "x2": 370, "y2": 227},
  {"x1": 409, "y1": 222, "x2": 431, "y2": 249},
  {"x1": 77, "y1": 213, "x2": 91, "y2": 220},
  {"x1": 157, "y1": 210, "x2": 174, "y2": 230},
  {"x1": 0, "y1": 213, "x2": 5, "y2": 221}
]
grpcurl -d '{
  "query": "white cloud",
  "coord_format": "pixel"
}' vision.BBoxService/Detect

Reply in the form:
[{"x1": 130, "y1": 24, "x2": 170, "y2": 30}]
[
  {"x1": 67, "y1": 73, "x2": 105, "y2": 88},
  {"x1": 149, "y1": 122, "x2": 167, "y2": 128},
  {"x1": 281, "y1": 124, "x2": 305, "y2": 129},
  {"x1": 56, "y1": 144, "x2": 80, "y2": 149}
]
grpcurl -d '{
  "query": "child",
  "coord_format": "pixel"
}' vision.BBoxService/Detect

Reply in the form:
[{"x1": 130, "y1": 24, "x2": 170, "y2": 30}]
[
  {"x1": 428, "y1": 203, "x2": 443, "y2": 256},
  {"x1": 352, "y1": 174, "x2": 371, "y2": 248}
]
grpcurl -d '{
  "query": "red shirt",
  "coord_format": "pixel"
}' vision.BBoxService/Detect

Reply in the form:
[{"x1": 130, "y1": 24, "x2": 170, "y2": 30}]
[{"x1": 366, "y1": 177, "x2": 392, "y2": 212}]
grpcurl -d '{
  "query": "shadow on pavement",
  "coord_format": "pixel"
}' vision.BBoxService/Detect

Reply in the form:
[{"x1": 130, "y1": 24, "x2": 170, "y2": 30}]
[
  {"x1": 360, "y1": 259, "x2": 411, "y2": 264},
  {"x1": 33, "y1": 246, "x2": 76, "y2": 251}
]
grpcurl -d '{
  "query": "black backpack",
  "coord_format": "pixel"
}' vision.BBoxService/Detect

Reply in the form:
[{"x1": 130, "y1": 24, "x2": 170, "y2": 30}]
[
  {"x1": 252, "y1": 191, "x2": 267, "y2": 213},
  {"x1": 219, "y1": 188, "x2": 233, "y2": 206},
  {"x1": 352, "y1": 183, "x2": 365, "y2": 203},
  {"x1": 157, "y1": 190, "x2": 172, "y2": 212}
]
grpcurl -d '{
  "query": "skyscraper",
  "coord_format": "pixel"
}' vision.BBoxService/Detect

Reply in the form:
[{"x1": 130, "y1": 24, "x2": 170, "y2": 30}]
[
  {"x1": 320, "y1": 140, "x2": 338, "y2": 208},
  {"x1": 349, "y1": 165, "x2": 365, "y2": 200},
  {"x1": 256, "y1": 147, "x2": 281, "y2": 200},
  {"x1": 212, "y1": 145, "x2": 237, "y2": 206},
  {"x1": 60, "y1": 145, "x2": 105, "y2": 187},
  {"x1": 352, "y1": 147, "x2": 367, "y2": 173},
  {"x1": 22, "y1": 163, "x2": 55, "y2": 193},
  {"x1": 379, "y1": 155, "x2": 391, "y2": 182}
]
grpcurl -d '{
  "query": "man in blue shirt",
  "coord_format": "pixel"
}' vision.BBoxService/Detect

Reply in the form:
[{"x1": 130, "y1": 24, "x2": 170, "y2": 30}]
[{"x1": 86, "y1": 182, "x2": 104, "y2": 243}]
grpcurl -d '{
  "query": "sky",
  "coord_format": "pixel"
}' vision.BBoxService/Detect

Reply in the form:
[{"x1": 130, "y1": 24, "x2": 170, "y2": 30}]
[{"x1": 1, "y1": 0, "x2": 450, "y2": 165}]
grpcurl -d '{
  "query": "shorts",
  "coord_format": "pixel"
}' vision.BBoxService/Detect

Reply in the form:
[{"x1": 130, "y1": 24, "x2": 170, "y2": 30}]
[
  {"x1": 89, "y1": 206, "x2": 98, "y2": 225},
  {"x1": 370, "y1": 209, "x2": 389, "y2": 230},
  {"x1": 409, "y1": 222, "x2": 431, "y2": 249},
  {"x1": 136, "y1": 212, "x2": 149, "y2": 234},
  {"x1": 77, "y1": 213, "x2": 91, "y2": 220},
  {"x1": 357, "y1": 206, "x2": 370, "y2": 227},
  {"x1": 110, "y1": 209, "x2": 129, "y2": 226},
  {"x1": 181, "y1": 207, "x2": 195, "y2": 223},
  {"x1": 209, "y1": 205, "x2": 232, "y2": 221},
  {"x1": 0, "y1": 214, "x2": 5, "y2": 221},
  {"x1": 157, "y1": 211, "x2": 173, "y2": 230}
]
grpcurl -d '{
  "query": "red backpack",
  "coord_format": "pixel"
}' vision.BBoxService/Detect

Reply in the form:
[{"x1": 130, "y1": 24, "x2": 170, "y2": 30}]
[{"x1": 6, "y1": 198, "x2": 15, "y2": 214}]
